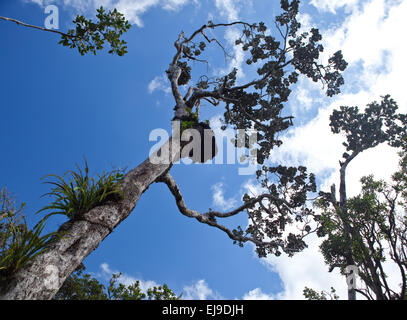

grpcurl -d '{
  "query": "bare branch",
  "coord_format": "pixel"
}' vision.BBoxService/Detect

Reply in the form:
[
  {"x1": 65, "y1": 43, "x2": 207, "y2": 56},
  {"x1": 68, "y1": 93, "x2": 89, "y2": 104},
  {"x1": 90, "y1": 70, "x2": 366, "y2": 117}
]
[
  {"x1": 183, "y1": 86, "x2": 195, "y2": 101},
  {"x1": 167, "y1": 21, "x2": 258, "y2": 118},
  {"x1": 0, "y1": 16, "x2": 72, "y2": 38},
  {"x1": 201, "y1": 30, "x2": 231, "y2": 59},
  {"x1": 156, "y1": 172, "x2": 303, "y2": 254}
]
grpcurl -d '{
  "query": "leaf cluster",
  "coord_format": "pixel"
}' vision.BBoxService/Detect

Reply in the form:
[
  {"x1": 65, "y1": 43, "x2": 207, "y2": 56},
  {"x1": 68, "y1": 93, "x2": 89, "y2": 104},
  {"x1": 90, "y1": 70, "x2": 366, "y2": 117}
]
[
  {"x1": 330, "y1": 94, "x2": 407, "y2": 158},
  {"x1": 59, "y1": 6, "x2": 131, "y2": 56},
  {"x1": 177, "y1": 1, "x2": 347, "y2": 165},
  {"x1": 318, "y1": 151, "x2": 407, "y2": 298},
  {"x1": 240, "y1": 165, "x2": 317, "y2": 257},
  {"x1": 303, "y1": 286, "x2": 339, "y2": 300},
  {"x1": 54, "y1": 266, "x2": 179, "y2": 300}
]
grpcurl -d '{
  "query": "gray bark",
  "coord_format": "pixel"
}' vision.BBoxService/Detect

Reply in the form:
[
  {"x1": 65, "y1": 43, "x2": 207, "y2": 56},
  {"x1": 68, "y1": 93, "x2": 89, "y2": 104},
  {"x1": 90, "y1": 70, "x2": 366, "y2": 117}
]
[
  {"x1": 338, "y1": 152, "x2": 358, "y2": 300},
  {"x1": 0, "y1": 137, "x2": 179, "y2": 300}
]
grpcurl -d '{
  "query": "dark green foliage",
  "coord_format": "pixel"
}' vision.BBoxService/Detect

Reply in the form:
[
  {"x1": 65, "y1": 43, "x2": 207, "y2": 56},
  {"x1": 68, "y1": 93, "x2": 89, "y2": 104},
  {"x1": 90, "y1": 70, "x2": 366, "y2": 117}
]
[
  {"x1": 180, "y1": 106, "x2": 200, "y2": 132},
  {"x1": 53, "y1": 264, "x2": 106, "y2": 300},
  {"x1": 38, "y1": 160, "x2": 124, "y2": 221},
  {"x1": 318, "y1": 167, "x2": 407, "y2": 298},
  {"x1": 314, "y1": 96, "x2": 407, "y2": 299},
  {"x1": 54, "y1": 264, "x2": 179, "y2": 300},
  {"x1": 181, "y1": 119, "x2": 197, "y2": 132},
  {"x1": 317, "y1": 149, "x2": 407, "y2": 299},
  {"x1": 146, "y1": 284, "x2": 179, "y2": 300},
  {"x1": 106, "y1": 273, "x2": 178, "y2": 300},
  {"x1": 303, "y1": 287, "x2": 339, "y2": 300},
  {"x1": 59, "y1": 6, "x2": 131, "y2": 56},
  {"x1": 164, "y1": 1, "x2": 345, "y2": 258},
  {"x1": 330, "y1": 95, "x2": 407, "y2": 157},
  {"x1": 180, "y1": 1, "x2": 347, "y2": 166},
  {"x1": 0, "y1": 189, "x2": 58, "y2": 291},
  {"x1": 241, "y1": 165, "x2": 317, "y2": 257}
]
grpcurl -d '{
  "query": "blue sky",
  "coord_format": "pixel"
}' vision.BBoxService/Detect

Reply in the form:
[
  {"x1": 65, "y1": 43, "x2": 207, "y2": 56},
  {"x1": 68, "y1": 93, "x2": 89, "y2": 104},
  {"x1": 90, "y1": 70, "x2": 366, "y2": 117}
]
[{"x1": 1, "y1": 0, "x2": 406, "y2": 299}]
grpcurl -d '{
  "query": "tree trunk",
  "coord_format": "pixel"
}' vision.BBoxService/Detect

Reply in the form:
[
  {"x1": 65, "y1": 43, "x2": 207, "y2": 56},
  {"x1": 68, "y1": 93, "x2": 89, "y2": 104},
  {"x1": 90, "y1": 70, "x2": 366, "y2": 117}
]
[
  {"x1": 0, "y1": 136, "x2": 180, "y2": 300},
  {"x1": 339, "y1": 162, "x2": 356, "y2": 300}
]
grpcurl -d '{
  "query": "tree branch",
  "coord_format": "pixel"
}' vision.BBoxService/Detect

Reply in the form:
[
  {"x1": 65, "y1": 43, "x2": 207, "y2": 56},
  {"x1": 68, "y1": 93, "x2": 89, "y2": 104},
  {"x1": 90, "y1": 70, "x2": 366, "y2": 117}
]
[
  {"x1": 156, "y1": 172, "x2": 303, "y2": 254},
  {"x1": 0, "y1": 16, "x2": 72, "y2": 38}
]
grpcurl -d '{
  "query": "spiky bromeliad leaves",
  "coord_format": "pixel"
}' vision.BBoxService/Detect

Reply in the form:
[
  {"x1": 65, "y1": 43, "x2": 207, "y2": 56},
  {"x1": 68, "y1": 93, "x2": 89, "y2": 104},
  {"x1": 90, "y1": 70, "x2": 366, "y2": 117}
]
[
  {"x1": 0, "y1": 188, "x2": 59, "y2": 292},
  {"x1": 37, "y1": 160, "x2": 124, "y2": 223}
]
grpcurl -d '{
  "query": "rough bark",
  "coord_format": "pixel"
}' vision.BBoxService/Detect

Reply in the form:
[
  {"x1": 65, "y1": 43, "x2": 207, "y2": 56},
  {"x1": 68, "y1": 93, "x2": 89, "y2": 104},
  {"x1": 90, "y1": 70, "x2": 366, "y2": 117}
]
[{"x1": 0, "y1": 137, "x2": 179, "y2": 300}]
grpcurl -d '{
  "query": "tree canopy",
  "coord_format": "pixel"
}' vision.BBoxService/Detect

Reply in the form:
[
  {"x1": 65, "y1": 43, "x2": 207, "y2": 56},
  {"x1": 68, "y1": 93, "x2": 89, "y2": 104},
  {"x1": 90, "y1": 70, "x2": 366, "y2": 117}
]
[
  {"x1": 0, "y1": 0, "x2": 350, "y2": 299},
  {"x1": 314, "y1": 96, "x2": 407, "y2": 300},
  {"x1": 54, "y1": 264, "x2": 179, "y2": 300}
]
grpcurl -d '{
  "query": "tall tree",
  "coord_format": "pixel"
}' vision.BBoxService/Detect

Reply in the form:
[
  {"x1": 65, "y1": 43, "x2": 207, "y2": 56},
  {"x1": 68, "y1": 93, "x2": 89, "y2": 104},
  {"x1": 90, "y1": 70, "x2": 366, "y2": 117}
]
[
  {"x1": 317, "y1": 96, "x2": 407, "y2": 299},
  {"x1": 0, "y1": 0, "x2": 347, "y2": 299}
]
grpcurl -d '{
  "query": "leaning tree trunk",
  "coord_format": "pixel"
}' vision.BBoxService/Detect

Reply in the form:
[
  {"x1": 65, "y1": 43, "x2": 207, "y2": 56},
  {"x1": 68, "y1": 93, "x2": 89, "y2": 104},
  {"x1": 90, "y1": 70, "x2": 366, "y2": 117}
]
[{"x1": 0, "y1": 137, "x2": 180, "y2": 300}]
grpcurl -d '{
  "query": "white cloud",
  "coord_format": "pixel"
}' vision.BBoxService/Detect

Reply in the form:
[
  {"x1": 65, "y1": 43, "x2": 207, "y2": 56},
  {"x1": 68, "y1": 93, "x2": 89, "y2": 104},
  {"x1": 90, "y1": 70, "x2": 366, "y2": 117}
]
[
  {"x1": 309, "y1": 0, "x2": 361, "y2": 14},
  {"x1": 240, "y1": 179, "x2": 349, "y2": 299},
  {"x1": 277, "y1": 0, "x2": 407, "y2": 191},
  {"x1": 222, "y1": 28, "x2": 246, "y2": 78},
  {"x1": 162, "y1": 0, "x2": 191, "y2": 11},
  {"x1": 148, "y1": 74, "x2": 171, "y2": 94},
  {"x1": 259, "y1": 0, "x2": 407, "y2": 300},
  {"x1": 321, "y1": 0, "x2": 405, "y2": 68},
  {"x1": 214, "y1": 0, "x2": 239, "y2": 22},
  {"x1": 297, "y1": 11, "x2": 313, "y2": 33},
  {"x1": 98, "y1": 263, "x2": 160, "y2": 292},
  {"x1": 212, "y1": 1, "x2": 253, "y2": 79},
  {"x1": 290, "y1": 78, "x2": 320, "y2": 117},
  {"x1": 24, "y1": 0, "x2": 46, "y2": 5},
  {"x1": 26, "y1": 0, "x2": 195, "y2": 26},
  {"x1": 243, "y1": 288, "x2": 274, "y2": 300},
  {"x1": 263, "y1": 234, "x2": 348, "y2": 299},
  {"x1": 182, "y1": 279, "x2": 221, "y2": 299},
  {"x1": 98, "y1": 264, "x2": 222, "y2": 300},
  {"x1": 106, "y1": 0, "x2": 159, "y2": 27},
  {"x1": 25, "y1": 0, "x2": 407, "y2": 300},
  {"x1": 211, "y1": 182, "x2": 238, "y2": 210}
]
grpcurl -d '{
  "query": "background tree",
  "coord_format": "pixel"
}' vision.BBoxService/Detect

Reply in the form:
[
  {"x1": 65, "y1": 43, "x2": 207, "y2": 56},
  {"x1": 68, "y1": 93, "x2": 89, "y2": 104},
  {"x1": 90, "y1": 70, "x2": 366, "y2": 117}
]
[
  {"x1": 303, "y1": 286, "x2": 339, "y2": 300},
  {"x1": 315, "y1": 96, "x2": 407, "y2": 300},
  {"x1": 54, "y1": 263, "x2": 179, "y2": 300},
  {"x1": 0, "y1": 0, "x2": 347, "y2": 299}
]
